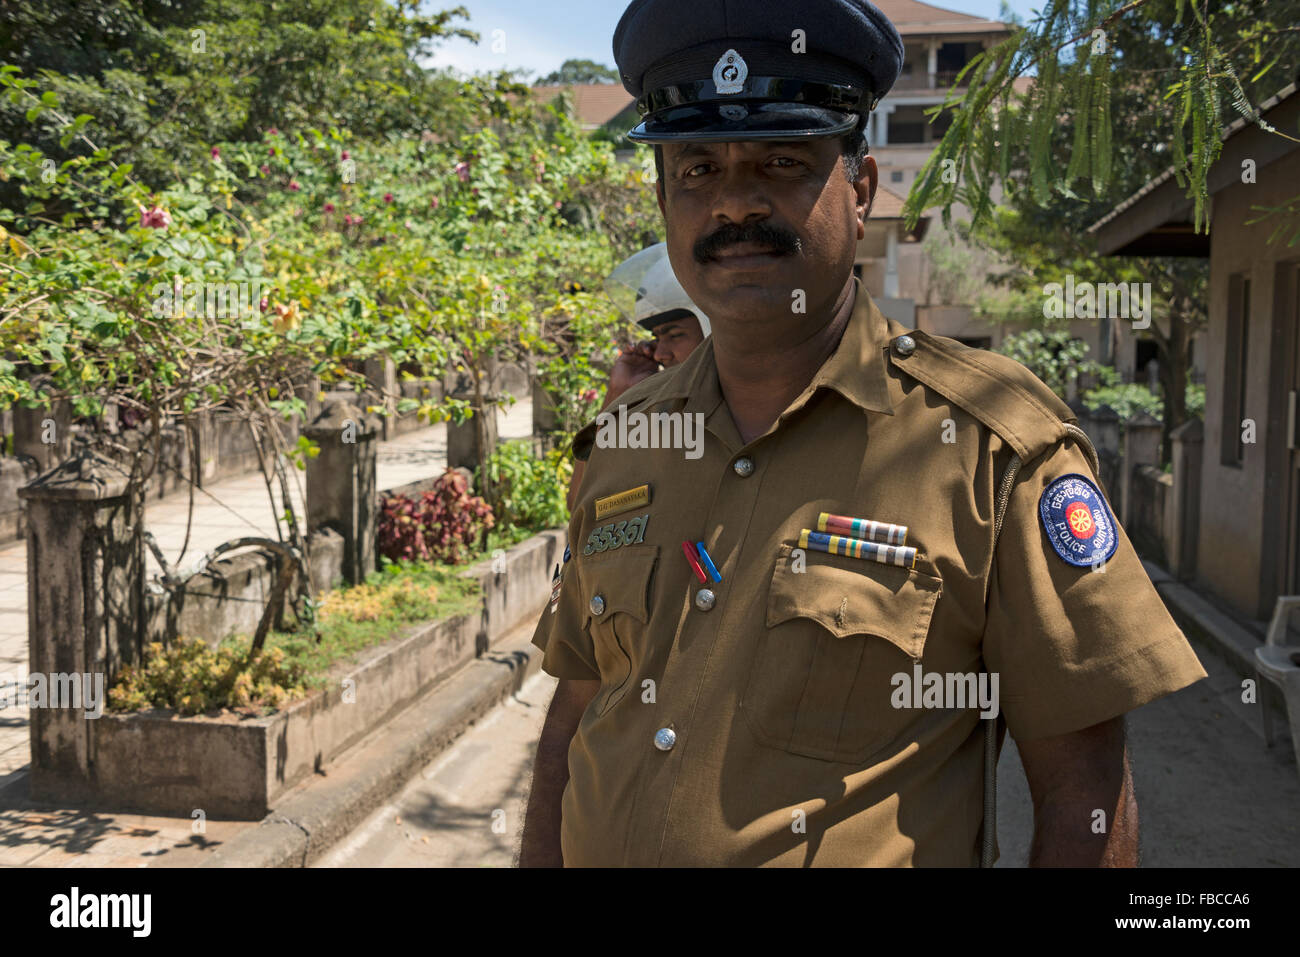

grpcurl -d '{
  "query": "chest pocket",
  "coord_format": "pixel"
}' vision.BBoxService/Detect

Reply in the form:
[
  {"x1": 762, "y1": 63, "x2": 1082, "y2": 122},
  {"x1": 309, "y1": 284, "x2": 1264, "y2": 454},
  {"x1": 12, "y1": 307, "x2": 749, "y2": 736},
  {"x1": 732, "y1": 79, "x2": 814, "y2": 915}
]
[
  {"x1": 582, "y1": 545, "x2": 659, "y2": 716},
  {"x1": 741, "y1": 543, "x2": 943, "y2": 764}
]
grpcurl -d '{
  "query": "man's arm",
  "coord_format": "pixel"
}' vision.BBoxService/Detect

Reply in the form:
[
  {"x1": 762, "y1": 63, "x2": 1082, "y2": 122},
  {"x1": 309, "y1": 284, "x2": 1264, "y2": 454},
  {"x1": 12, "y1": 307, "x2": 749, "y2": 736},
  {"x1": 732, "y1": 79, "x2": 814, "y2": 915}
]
[
  {"x1": 1016, "y1": 715, "x2": 1138, "y2": 867},
  {"x1": 518, "y1": 677, "x2": 600, "y2": 867}
]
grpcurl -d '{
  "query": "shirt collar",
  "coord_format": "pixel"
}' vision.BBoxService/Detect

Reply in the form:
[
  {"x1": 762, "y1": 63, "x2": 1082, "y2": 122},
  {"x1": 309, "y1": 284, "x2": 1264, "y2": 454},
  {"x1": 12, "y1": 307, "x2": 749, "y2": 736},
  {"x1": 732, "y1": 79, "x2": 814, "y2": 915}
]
[{"x1": 655, "y1": 275, "x2": 896, "y2": 422}]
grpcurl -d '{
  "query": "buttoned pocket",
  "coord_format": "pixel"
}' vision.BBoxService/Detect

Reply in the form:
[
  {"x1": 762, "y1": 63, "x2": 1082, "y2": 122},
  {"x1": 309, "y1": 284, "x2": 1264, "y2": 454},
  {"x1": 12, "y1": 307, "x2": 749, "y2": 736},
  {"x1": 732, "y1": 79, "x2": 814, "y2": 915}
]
[
  {"x1": 582, "y1": 545, "x2": 659, "y2": 716},
  {"x1": 741, "y1": 542, "x2": 943, "y2": 763}
]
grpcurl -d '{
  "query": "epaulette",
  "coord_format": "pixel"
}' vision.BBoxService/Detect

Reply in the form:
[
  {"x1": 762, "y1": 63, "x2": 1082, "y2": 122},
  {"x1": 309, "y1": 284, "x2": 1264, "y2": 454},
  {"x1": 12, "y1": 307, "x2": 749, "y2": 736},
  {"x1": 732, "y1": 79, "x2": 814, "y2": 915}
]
[{"x1": 888, "y1": 328, "x2": 1081, "y2": 466}]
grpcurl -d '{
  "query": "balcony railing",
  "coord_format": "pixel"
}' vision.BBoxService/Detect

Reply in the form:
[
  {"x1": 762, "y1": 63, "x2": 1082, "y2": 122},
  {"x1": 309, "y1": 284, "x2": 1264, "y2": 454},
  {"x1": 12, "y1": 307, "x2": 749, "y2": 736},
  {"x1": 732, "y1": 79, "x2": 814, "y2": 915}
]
[{"x1": 891, "y1": 70, "x2": 967, "y2": 92}]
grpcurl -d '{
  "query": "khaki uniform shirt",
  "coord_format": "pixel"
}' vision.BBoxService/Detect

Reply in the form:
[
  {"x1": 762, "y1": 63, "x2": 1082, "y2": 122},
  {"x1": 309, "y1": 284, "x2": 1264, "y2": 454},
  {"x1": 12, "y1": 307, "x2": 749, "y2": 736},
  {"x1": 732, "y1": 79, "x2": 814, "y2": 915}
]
[{"x1": 531, "y1": 278, "x2": 1206, "y2": 866}]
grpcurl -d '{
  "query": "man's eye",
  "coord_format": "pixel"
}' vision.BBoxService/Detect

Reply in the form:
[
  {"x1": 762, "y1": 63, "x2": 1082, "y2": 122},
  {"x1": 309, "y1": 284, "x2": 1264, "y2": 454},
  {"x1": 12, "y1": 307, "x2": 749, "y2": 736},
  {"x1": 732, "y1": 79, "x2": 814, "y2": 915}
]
[
  {"x1": 770, "y1": 156, "x2": 800, "y2": 168},
  {"x1": 684, "y1": 164, "x2": 712, "y2": 177}
]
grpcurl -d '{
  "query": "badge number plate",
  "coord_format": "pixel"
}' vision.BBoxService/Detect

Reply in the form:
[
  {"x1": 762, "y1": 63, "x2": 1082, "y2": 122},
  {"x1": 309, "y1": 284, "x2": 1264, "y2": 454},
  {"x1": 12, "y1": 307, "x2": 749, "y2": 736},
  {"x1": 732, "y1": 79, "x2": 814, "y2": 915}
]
[{"x1": 583, "y1": 514, "x2": 650, "y2": 555}]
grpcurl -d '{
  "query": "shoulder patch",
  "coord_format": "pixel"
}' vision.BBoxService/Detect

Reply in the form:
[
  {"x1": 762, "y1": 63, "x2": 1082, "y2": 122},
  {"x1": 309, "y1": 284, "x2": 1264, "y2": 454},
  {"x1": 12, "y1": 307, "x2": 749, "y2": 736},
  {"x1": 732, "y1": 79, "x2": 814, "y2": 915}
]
[
  {"x1": 892, "y1": 329, "x2": 1073, "y2": 463},
  {"x1": 1038, "y1": 474, "x2": 1118, "y2": 567}
]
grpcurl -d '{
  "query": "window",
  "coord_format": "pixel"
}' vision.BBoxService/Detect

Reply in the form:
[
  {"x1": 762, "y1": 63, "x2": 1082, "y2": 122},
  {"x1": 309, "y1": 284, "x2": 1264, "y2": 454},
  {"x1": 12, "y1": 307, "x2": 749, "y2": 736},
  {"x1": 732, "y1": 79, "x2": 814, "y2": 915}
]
[
  {"x1": 1220, "y1": 273, "x2": 1251, "y2": 466},
  {"x1": 889, "y1": 107, "x2": 928, "y2": 144},
  {"x1": 890, "y1": 170, "x2": 905, "y2": 183}
]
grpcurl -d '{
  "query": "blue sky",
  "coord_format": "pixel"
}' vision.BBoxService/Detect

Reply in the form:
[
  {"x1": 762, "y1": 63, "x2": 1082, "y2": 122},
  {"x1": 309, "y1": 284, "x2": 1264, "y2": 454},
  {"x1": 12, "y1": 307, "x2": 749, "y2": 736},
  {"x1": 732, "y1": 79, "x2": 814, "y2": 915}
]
[{"x1": 422, "y1": 1, "x2": 1046, "y2": 78}]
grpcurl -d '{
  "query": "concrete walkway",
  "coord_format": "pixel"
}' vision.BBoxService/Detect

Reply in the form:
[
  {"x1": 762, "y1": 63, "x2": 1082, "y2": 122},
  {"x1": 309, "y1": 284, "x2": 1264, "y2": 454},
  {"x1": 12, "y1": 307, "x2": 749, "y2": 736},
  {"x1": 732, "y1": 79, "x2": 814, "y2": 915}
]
[{"x1": 0, "y1": 400, "x2": 532, "y2": 786}]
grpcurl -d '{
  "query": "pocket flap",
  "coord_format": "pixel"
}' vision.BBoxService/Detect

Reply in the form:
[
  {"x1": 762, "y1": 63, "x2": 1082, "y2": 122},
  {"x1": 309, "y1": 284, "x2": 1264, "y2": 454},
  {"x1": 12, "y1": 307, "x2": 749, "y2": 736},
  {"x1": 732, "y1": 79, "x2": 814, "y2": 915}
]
[
  {"x1": 582, "y1": 545, "x2": 660, "y2": 627},
  {"x1": 766, "y1": 543, "x2": 941, "y2": 659}
]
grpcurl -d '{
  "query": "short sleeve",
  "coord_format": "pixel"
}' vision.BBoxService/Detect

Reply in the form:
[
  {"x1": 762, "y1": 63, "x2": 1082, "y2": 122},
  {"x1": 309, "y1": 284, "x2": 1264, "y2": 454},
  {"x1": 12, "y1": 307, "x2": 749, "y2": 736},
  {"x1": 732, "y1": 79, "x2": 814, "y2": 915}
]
[
  {"x1": 983, "y1": 434, "x2": 1207, "y2": 742},
  {"x1": 530, "y1": 507, "x2": 600, "y2": 681}
]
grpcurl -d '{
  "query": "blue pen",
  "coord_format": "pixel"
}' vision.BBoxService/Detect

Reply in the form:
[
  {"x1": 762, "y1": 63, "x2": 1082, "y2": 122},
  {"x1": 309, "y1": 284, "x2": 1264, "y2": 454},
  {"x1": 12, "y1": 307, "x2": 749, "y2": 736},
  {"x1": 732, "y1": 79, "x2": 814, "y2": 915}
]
[{"x1": 695, "y1": 542, "x2": 722, "y2": 583}]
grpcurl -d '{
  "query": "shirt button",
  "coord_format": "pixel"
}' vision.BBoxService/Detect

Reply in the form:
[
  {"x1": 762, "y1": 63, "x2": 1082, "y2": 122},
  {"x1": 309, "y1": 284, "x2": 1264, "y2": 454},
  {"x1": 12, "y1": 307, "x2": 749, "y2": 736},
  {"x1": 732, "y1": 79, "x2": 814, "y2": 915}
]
[
  {"x1": 589, "y1": 594, "x2": 605, "y2": 616},
  {"x1": 733, "y1": 456, "x2": 755, "y2": 477},
  {"x1": 892, "y1": 334, "x2": 917, "y2": 357},
  {"x1": 694, "y1": 588, "x2": 716, "y2": 612},
  {"x1": 654, "y1": 728, "x2": 677, "y2": 751}
]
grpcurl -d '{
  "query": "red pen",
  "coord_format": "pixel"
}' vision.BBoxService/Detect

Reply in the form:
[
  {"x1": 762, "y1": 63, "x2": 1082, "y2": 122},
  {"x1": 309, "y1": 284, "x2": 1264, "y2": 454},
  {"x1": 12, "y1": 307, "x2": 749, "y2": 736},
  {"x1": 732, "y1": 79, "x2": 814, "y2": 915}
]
[{"x1": 681, "y1": 541, "x2": 708, "y2": 584}]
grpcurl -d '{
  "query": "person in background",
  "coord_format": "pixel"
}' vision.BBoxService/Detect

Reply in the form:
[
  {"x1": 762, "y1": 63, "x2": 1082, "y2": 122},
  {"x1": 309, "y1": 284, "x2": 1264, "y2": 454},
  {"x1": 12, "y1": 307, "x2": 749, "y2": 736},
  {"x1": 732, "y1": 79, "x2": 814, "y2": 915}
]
[{"x1": 566, "y1": 244, "x2": 710, "y2": 511}]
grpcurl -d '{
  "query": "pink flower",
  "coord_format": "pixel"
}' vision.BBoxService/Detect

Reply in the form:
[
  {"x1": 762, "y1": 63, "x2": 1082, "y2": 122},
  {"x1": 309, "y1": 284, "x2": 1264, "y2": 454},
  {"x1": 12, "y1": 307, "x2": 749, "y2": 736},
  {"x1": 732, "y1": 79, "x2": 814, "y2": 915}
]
[
  {"x1": 267, "y1": 127, "x2": 278, "y2": 135},
  {"x1": 430, "y1": 197, "x2": 440, "y2": 209},
  {"x1": 268, "y1": 147, "x2": 276, "y2": 156},
  {"x1": 259, "y1": 297, "x2": 269, "y2": 312},
  {"x1": 288, "y1": 180, "x2": 301, "y2": 191},
  {"x1": 581, "y1": 389, "x2": 599, "y2": 403},
  {"x1": 210, "y1": 146, "x2": 220, "y2": 158},
  {"x1": 343, "y1": 214, "x2": 354, "y2": 226},
  {"x1": 454, "y1": 161, "x2": 470, "y2": 182},
  {"x1": 137, "y1": 203, "x2": 171, "y2": 229},
  {"x1": 554, "y1": 201, "x2": 563, "y2": 209},
  {"x1": 471, "y1": 187, "x2": 479, "y2": 196},
  {"x1": 324, "y1": 202, "x2": 335, "y2": 213},
  {"x1": 383, "y1": 192, "x2": 394, "y2": 203},
  {"x1": 341, "y1": 150, "x2": 350, "y2": 160},
  {"x1": 259, "y1": 164, "x2": 270, "y2": 175}
]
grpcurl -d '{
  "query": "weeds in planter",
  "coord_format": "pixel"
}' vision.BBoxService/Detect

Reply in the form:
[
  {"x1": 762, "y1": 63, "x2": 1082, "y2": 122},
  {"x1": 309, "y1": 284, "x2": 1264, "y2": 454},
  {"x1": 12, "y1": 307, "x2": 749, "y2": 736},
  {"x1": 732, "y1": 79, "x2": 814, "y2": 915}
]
[{"x1": 108, "y1": 560, "x2": 481, "y2": 717}]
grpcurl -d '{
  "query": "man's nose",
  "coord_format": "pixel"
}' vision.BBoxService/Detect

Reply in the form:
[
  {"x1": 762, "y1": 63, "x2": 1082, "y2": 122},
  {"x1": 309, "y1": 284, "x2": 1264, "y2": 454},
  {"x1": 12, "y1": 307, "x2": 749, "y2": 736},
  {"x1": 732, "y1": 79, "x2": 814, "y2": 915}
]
[{"x1": 710, "y1": 165, "x2": 773, "y2": 227}]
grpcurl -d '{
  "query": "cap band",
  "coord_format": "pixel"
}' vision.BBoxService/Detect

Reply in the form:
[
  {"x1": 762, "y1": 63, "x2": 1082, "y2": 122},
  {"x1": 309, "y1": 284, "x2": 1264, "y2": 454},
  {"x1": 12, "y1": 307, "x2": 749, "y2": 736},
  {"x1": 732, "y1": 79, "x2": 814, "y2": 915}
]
[{"x1": 637, "y1": 76, "x2": 873, "y2": 117}]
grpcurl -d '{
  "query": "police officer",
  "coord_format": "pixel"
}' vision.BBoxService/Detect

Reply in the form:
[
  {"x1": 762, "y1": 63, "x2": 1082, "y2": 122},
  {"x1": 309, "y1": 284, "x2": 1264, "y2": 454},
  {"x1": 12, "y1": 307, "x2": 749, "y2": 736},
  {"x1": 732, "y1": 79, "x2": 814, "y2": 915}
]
[
  {"x1": 520, "y1": 0, "x2": 1206, "y2": 867},
  {"x1": 568, "y1": 244, "x2": 711, "y2": 511}
]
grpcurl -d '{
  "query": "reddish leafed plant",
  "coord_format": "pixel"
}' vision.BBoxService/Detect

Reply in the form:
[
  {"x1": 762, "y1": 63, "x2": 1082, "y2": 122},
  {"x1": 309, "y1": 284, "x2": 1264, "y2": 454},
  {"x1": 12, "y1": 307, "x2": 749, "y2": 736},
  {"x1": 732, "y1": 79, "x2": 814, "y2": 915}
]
[{"x1": 377, "y1": 469, "x2": 494, "y2": 565}]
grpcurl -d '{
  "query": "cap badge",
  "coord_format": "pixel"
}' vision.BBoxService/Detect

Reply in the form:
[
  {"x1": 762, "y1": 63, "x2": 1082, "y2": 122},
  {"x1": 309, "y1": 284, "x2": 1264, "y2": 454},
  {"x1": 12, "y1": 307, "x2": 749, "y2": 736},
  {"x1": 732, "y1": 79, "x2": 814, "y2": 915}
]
[{"x1": 713, "y1": 49, "x2": 748, "y2": 95}]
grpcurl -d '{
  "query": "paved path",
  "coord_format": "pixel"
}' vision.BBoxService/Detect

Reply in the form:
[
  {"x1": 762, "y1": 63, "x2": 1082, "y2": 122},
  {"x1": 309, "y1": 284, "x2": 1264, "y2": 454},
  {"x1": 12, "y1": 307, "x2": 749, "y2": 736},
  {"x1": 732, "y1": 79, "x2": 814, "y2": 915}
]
[{"x1": 0, "y1": 400, "x2": 532, "y2": 784}]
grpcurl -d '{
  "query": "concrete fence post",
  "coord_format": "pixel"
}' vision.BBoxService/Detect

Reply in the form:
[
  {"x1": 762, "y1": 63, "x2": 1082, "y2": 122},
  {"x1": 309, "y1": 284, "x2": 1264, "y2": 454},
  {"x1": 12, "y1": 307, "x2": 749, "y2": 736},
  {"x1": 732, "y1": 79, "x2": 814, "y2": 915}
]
[
  {"x1": 363, "y1": 356, "x2": 397, "y2": 441},
  {"x1": 1168, "y1": 417, "x2": 1204, "y2": 580},
  {"x1": 12, "y1": 392, "x2": 72, "y2": 473},
  {"x1": 304, "y1": 401, "x2": 378, "y2": 585},
  {"x1": 1120, "y1": 411, "x2": 1163, "y2": 527},
  {"x1": 18, "y1": 449, "x2": 143, "y2": 802}
]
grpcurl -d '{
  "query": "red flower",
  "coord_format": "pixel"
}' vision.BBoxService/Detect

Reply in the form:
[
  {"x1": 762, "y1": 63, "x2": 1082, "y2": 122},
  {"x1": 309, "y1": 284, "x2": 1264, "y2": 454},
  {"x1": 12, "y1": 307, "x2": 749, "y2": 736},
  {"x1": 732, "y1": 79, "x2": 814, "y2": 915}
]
[
  {"x1": 454, "y1": 161, "x2": 470, "y2": 182},
  {"x1": 288, "y1": 180, "x2": 301, "y2": 191},
  {"x1": 137, "y1": 203, "x2": 171, "y2": 228},
  {"x1": 210, "y1": 146, "x2": 220, "y2": 158},
  {"x1": 259, "y1": 164, "x2": 270, "y2": 175},
  {"x1": 324, "y1": 202, "x2": 335, "y2": 213},
  {"x1": 430, "y1": 197, "x2": 440, "y2": 209},
  {"x1": 383, "y1": 192, "x2": 394, "y2": 203},
  {"x1": 267, "y1": 126, "x2": 279, "y2": 135},
  {"x1": 341, "y1": 150, "x2": 350, "y2": 160}
]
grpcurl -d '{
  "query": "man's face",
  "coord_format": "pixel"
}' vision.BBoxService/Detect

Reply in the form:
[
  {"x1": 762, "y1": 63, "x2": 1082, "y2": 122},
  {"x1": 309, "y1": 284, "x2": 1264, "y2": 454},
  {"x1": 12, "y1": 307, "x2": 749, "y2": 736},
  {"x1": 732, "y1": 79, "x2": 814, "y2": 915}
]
[
  {"x1": 656, "y1": 138, "x2": 876, "y2": 330},
  {"x1": 648, "y1": 315, "x2": 705, "y2": 367}
]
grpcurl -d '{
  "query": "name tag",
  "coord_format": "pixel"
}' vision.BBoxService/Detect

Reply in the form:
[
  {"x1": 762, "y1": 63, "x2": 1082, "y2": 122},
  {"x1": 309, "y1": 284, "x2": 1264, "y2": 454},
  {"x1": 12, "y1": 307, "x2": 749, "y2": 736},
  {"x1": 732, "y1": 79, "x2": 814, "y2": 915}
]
[{"x1": 595, "y1": 484, "x2": 652, "y2": 520}]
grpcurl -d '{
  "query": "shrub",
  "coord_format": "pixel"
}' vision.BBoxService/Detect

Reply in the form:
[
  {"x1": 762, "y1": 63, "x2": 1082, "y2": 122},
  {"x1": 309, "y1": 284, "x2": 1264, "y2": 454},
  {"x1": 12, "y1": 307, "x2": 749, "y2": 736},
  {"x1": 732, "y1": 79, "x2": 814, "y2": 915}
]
[
  {"x1": 377, "y1": 468, "x2": 494, "y2": 565},
  {"x1": 108, "y1": 636, "x2": 309, "y2": 717},
  {"x1": 479, "y1": 439, "x2": 571, "y2": 543}
]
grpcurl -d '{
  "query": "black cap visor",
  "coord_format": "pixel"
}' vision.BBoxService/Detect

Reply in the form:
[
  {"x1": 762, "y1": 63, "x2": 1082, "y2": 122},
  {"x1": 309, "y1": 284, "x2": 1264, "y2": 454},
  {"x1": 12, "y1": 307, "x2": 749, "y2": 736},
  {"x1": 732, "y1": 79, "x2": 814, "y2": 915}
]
[
  {"x1": 628, "y1": 100, "x2": 860, "y2": 144},
  {"x1": 637, "y1": 307, "x2": 697, "y2": 331}
]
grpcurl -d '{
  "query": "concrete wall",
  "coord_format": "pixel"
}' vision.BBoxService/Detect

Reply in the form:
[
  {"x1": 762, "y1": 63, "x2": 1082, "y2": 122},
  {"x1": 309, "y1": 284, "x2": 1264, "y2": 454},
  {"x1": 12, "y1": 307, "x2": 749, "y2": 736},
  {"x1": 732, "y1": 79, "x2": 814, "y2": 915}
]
[{"x1": 1196, "y1": 163, "x2": 1297, "y2": 619}]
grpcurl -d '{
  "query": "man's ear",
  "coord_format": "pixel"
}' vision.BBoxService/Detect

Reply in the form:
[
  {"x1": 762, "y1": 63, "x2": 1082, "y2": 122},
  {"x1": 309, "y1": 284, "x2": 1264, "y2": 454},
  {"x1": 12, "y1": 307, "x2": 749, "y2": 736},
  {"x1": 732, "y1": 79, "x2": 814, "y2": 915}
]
[{"x1": 856, "y1": 155, "x2": 878, "y2": 241}]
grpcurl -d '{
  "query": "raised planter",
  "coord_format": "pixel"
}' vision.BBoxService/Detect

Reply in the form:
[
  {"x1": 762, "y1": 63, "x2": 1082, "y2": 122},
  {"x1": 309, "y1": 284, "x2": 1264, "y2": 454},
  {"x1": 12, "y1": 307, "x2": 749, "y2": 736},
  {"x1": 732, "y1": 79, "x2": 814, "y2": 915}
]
[{"x1": 77, "y1": 528, "x2": 564, "y2": 818}]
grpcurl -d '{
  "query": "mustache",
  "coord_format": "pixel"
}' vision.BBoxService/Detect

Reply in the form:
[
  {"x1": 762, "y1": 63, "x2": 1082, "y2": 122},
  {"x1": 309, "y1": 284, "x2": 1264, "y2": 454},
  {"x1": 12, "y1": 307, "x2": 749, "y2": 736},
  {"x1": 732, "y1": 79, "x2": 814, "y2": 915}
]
[{"x1": 693, "y1": 221, "x2": 801, "y2": 263}]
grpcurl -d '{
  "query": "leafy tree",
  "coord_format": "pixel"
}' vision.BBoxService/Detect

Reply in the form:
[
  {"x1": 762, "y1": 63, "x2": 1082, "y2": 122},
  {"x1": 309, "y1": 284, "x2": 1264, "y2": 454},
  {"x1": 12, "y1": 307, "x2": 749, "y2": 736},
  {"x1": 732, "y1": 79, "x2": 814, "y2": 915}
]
[
  {"x1": 903, "y1": 0, "x2": 1299, "y2": 462},
  {"x1": 537, "y1": 58, "x2": 619, "y2": 85}
]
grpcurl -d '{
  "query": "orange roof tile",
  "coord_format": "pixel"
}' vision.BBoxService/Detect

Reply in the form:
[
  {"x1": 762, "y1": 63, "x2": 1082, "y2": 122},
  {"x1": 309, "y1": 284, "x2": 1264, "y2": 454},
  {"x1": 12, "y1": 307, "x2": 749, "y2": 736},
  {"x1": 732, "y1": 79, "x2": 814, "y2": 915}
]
[{"x1": 877, "y1": 0, "x2": 1008, "y2": 35}]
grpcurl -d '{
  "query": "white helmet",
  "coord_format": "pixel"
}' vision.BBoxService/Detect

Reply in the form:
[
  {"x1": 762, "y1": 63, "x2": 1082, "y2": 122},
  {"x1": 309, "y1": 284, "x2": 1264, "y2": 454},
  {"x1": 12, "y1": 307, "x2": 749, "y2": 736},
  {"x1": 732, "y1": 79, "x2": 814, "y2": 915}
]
[{"x1": 605, "y1": 242, "x2": 711, "y2": 337}]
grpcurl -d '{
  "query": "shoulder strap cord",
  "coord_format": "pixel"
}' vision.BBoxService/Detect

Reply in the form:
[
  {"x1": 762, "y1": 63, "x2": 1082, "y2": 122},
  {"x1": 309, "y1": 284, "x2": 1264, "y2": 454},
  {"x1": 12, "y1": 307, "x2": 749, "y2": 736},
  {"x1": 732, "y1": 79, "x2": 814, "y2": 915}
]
[{"x1": 982, "y1": 450, "x2": 1022, "y2": 868}]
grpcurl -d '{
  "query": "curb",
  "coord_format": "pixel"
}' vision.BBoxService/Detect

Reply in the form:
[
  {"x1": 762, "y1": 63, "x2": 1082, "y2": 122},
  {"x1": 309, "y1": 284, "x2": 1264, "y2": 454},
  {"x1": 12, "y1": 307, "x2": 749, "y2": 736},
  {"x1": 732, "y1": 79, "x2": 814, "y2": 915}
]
[{"x1": 200, "y1": 614, "x2": 545, "y2": 868}]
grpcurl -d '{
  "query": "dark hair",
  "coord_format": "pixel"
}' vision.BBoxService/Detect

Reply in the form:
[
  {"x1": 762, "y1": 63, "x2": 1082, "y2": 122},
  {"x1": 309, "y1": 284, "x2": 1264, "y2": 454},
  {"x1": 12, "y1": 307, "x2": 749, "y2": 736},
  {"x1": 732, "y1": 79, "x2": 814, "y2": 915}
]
[{"x1": 652, "y1": 125, "x2": 869, "y2": 189}]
